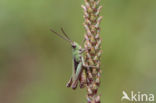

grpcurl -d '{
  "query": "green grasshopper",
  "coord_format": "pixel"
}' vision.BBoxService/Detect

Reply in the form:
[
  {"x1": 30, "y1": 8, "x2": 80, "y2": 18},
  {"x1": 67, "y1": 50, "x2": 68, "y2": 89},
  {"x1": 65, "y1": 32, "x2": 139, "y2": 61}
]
[{"x1": 50, "y1": 28, "x2": 97, "y2": 89}]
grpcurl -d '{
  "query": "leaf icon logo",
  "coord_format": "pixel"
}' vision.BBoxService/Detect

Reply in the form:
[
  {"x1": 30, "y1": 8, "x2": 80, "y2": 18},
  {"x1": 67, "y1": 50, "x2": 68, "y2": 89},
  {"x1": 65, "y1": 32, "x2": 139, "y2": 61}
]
[{"x1": 121, "y1": 91, "x2": 131, "y2": 101}]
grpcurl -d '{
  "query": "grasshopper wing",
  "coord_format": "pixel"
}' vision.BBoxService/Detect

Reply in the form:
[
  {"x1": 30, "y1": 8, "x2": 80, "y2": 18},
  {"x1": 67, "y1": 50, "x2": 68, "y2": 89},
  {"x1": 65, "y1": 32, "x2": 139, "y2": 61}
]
[
  {"x1": 66, "y1": 58, "x2": 79, "y2": 88},
  {"x1": 74, "y1": 58, "x2": 79, "y2": 73}
]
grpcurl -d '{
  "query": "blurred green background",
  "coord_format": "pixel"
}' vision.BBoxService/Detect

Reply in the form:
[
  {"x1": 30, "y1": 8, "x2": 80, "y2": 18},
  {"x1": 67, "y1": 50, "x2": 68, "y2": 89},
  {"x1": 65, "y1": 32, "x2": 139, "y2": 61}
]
[{"x1": 0, "y1": 0, "x2": 156, "y2": 103}]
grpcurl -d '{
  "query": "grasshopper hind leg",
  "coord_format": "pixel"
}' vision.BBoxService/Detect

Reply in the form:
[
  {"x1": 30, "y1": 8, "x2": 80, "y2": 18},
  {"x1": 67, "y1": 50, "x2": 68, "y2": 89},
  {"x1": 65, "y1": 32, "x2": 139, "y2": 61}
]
[
  {"x1": 71, "y1": 62, "x2": 83, "y2": 89},
  {"x1": 66, "y1": 77, "x2": 78, "y2": 89}
]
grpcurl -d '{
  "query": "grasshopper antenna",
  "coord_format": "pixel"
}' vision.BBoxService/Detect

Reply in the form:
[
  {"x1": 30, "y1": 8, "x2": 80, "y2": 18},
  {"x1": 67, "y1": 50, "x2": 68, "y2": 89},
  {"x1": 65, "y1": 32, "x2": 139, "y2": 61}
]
[
  {"x1": 50, "y1": 28, "x2": 71, "y2": 43},
  {"x1": 61, "y1": 28, "x2": 73, "y2": 43}
]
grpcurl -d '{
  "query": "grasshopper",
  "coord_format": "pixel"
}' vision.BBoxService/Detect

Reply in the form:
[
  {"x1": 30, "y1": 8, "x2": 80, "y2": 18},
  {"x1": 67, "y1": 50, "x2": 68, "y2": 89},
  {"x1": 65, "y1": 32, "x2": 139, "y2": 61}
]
[{"x1": 50, "y1": 28, "x2": 97, "y2": 89}]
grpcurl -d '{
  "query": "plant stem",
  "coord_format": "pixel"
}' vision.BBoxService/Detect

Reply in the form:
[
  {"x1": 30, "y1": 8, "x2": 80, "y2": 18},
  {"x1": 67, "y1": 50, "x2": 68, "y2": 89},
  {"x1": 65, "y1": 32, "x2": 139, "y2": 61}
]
[{"x1": 82, "y1": 0, "x2": 102, "y2": 103}]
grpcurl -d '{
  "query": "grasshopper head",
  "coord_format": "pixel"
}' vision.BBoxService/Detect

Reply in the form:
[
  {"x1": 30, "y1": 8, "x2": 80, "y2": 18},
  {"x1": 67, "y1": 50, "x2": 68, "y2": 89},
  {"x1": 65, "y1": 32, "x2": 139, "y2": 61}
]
[{"x1": 71, "y1": 42, "x2": 81, "y2": 50}]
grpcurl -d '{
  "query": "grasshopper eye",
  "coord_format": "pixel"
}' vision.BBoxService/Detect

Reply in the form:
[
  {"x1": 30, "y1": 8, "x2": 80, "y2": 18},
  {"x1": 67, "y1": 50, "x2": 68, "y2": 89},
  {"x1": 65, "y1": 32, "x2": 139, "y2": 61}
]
[{"x1": 72, "y1": 45, "x2": 76, "y2": 49}]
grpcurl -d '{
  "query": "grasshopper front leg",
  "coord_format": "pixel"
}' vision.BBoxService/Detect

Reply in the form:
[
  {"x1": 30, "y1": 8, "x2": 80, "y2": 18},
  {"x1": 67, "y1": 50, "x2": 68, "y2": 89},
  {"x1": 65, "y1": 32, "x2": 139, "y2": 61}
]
[
  {"x1": 81, "y1": 56, "x2": 99, "y2": 68},
  {"x1": 80, "y1": 48, "x2": 99, "y2": 68}
]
